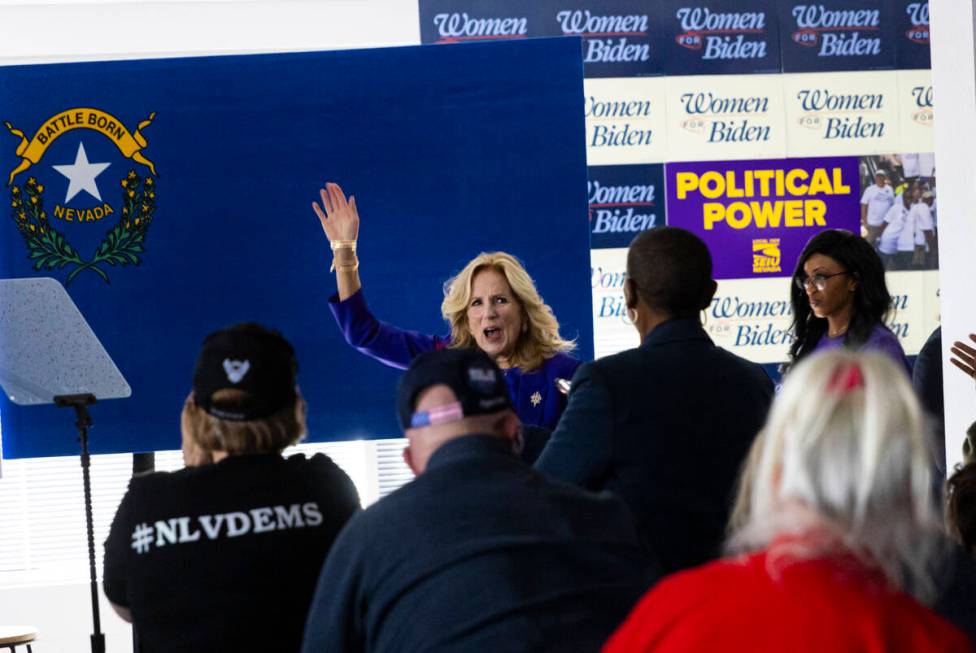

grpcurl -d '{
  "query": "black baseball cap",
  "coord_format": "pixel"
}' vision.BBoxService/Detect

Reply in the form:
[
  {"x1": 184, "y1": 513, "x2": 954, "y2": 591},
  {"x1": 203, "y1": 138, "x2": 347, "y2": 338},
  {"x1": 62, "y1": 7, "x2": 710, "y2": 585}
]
[
  {"x1": 397, "y1": 348, "x2": 513, "y2": 431},
  {"x1": 192, "y1": 323, "x2": 297, "y2": 421}
]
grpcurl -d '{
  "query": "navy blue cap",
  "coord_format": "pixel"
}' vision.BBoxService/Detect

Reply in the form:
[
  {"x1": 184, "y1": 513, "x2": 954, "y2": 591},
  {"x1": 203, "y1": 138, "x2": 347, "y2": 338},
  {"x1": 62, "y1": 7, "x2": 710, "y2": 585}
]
[
  {"x1": 397, "y1": 348, "x2": 512, "y2": 431},
  {"x1": 192, "y1": 323, "x2": 297, "y2": 421}
]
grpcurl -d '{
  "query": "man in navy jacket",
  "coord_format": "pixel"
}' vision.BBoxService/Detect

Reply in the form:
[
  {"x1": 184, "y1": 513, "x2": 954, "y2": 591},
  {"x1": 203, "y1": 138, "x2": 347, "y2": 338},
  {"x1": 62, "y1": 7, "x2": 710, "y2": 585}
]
[
  {"x1": 301, "y1": 348, "x2": 653, "y2": 652},
  {"x1": 536, "y1": 227, "x2": 774, "y2": 574}
]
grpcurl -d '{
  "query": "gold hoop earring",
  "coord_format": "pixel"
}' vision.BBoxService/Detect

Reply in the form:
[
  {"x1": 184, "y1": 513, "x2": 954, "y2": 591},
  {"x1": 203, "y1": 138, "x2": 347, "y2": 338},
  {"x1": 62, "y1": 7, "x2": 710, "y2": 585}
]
[{"x1": 623, "y1": 307, "x2": 638, "y2": 326}]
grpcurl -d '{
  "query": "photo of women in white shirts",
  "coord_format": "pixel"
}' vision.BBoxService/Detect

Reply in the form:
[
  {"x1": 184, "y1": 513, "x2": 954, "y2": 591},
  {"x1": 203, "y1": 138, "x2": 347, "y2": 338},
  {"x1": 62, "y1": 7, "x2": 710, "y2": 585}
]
[{"x1": 877, "y1": 182, "x2": 936, "y2": 270}]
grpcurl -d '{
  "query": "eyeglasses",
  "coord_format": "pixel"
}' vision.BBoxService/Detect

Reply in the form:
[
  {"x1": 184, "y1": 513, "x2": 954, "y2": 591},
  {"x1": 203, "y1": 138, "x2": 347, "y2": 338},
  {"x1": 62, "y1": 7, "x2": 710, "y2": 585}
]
[{"x1": 794, "y1": 271, "x2": 850, "y2": 292}]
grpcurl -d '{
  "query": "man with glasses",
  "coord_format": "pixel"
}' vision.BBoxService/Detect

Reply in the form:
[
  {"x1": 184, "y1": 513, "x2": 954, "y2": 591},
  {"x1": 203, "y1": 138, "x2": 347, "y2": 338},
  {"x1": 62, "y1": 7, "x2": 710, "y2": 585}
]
[{"x1": 301, "y1": 348, "x2": 653, "y2": 653}]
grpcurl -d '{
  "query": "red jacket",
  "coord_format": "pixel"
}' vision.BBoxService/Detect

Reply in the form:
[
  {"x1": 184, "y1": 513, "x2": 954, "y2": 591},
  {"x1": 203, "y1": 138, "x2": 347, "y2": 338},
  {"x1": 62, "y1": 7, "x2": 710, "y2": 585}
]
[{"x1": 604, "y1": 540, "x2": 972, "y2": 653}]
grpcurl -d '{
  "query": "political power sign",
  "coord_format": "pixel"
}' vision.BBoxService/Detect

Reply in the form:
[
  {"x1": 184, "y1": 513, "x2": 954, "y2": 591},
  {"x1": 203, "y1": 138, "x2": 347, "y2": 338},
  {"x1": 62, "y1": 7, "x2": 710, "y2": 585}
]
[{"x1": 665, "y1": 156, "x2": 861, "y2": 279}]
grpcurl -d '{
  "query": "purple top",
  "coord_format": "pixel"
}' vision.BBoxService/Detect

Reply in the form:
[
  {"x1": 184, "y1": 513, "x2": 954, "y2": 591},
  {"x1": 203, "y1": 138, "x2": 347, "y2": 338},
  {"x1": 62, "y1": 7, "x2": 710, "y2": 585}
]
[
  {"x1": 328, "y1": 288, "x2": 581, "y2": 431},
  {"x1": 812, "y1": 322, "x2": 911, "y2": 374}
]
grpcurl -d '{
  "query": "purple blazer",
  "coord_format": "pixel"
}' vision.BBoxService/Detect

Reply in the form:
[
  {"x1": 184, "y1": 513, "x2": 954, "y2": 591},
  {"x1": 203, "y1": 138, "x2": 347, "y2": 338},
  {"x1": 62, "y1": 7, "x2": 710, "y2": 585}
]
[{"x1": 329, "y1": 289, "x2": 581, "y2": 431}]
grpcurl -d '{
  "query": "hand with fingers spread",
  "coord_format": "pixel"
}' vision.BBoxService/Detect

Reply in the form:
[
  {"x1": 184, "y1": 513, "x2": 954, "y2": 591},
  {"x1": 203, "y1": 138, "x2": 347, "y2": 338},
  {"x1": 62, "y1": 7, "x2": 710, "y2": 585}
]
[
  {"x1": 312, "y1": 181, "x2": 361, "y2": 300},
  {"x1": 950, "y1": 334, "x2": 976, "y2": 380},
  {"x1": 312, "y1": 181, "x2": 359, "y2": 245}
]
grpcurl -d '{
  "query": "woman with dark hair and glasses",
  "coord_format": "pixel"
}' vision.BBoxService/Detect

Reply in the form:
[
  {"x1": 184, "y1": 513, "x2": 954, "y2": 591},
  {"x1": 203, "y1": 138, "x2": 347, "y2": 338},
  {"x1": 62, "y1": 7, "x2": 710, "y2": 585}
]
[{"x1": 785, "y1": 229, "x2": 909, "y2": 373}]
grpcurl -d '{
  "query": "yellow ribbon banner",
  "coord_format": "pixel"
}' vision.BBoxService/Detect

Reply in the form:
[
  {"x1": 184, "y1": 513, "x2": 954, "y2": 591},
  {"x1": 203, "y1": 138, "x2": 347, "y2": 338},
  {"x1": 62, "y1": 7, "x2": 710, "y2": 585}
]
[{"x1": 5, "y1": 108, "x2": 157, "y2": 186}]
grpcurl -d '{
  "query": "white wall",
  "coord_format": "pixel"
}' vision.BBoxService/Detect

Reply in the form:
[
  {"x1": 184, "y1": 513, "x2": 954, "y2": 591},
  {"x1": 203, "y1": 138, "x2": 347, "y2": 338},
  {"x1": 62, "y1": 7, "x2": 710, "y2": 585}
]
[
  {"x1": 930, "y1": 0, "x2": 976, "y2": 471},
  {"x1": 1, "y1": 584, "x2": 134, "y2": 653},
  {"x1": 0, "y1": 0, "x2": 420, "y2": 64}
]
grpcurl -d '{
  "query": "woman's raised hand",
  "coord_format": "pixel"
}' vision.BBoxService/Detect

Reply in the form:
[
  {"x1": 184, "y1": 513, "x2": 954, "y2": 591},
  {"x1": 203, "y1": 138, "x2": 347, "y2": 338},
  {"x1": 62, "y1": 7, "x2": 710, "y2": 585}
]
[
  {"x1": 313, "y1": 181, "x2": 362, "y2": 299},
  {"x1": 312, "y1": 182, "x2": 359, "y2": 244}
]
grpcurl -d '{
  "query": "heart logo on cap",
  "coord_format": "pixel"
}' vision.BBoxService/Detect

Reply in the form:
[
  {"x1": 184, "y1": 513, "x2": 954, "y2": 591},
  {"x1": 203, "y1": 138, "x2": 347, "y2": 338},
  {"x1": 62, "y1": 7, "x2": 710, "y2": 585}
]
[{"x1": 222, "y1": 359, "x2": 251, "y2": 384}]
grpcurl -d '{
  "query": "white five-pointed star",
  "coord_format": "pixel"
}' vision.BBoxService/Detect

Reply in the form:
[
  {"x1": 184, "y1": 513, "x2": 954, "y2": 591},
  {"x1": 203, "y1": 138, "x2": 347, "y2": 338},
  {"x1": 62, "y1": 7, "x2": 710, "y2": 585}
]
[{"x1": 52, "y1": 142, "x2": 111, "y2": 203}]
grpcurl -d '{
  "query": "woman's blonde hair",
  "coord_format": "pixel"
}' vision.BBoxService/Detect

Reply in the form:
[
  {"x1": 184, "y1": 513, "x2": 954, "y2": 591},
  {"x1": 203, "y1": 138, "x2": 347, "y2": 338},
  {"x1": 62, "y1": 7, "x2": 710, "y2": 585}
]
[
  {"x1": 181, "y1": 389, "x2": 307, "y2": 456},
  {"x1": 728, "y1": 349, "x2": 943, "y2": 602},
  {"x1": 441, "y1": 252, "x2": 574, "y2": 371}
]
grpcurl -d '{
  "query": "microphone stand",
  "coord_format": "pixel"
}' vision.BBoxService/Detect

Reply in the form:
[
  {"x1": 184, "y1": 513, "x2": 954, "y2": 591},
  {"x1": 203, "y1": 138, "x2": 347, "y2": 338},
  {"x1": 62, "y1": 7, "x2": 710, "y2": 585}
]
[{"x1": 54, "y1": 393, "x2": 105, "y2": 653}]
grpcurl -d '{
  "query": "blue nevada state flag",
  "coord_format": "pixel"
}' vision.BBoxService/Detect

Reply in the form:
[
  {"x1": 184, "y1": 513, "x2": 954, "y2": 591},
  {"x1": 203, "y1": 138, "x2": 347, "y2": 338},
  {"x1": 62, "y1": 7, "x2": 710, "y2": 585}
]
[{"x1": 0, "y1": 38, "x2": 592, "y2": 457}]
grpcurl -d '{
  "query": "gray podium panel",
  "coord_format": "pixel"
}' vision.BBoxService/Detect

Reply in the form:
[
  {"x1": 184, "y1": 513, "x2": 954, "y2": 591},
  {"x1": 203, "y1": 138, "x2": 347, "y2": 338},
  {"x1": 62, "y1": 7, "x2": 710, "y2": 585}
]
[{"x1": 0, "y1": 277, "x2": 130, "y2": 406}]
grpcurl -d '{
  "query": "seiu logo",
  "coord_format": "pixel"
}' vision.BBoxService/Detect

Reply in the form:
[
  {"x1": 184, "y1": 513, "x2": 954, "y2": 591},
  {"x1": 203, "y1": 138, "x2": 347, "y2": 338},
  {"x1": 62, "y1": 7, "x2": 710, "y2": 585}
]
[
  {"x1": 674, "y1": 7, "x2": 768, "y2": 59},
  {"x1": 432, "y1": 12, "x2": 528, "y2": 42},
  {"x1": 752, "y1": 238, "x2": 782, "y2": 274},
  {"x1": 555, "y1": 10, "x2": 652, "y2": 63},
  {"x1": 588, "y1": 180, "x2": 657, "y2": 234},
  {"x1": 790, "y1": 5, "x2": 881, "y2": 57},
  {"x1": 904, "y1": 2, "x2": 929, "y2": 43}
]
